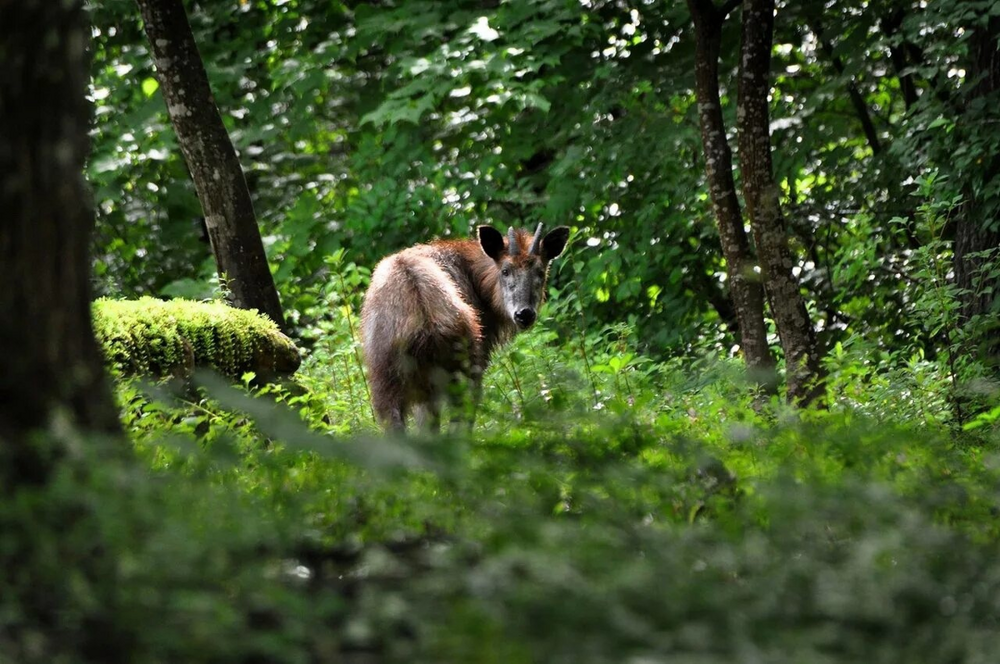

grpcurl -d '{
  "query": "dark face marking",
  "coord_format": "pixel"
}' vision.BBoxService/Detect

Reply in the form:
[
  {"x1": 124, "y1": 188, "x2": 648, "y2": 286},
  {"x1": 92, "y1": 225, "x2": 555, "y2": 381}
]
[
  {"x1": 479, "y1": 224, "x2": 571, "y2": 330},
  {"x1": 500, "y1": 257, "x2": 547, "y2": 329}
]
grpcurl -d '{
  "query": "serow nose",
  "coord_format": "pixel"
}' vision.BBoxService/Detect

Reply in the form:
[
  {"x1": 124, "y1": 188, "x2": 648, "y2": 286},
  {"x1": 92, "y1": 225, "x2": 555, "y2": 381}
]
[{"x1": 514, "y1": 308, "x2": 536, "y2": 327}]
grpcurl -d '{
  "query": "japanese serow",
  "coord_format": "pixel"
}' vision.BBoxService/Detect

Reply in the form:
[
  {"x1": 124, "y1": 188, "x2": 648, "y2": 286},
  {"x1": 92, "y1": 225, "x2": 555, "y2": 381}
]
[{"x1": 360, "y1": 224, "x2": 569, "y2": 432}]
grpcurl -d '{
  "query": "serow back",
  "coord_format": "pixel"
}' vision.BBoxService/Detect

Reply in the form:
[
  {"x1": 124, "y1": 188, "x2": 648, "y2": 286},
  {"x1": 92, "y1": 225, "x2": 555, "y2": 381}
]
[{"x1": 360, "y1": 223, "x2": 569, "y2": 432}]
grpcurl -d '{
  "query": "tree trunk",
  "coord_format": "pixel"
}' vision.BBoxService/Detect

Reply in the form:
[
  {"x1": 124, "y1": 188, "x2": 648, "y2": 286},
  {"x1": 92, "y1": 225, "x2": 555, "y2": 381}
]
[
  {"x1": 136, "y1": 0, "x2": 286, "y2": 329},
  {"x1": 879, "y1": 7, "x2": 919, "y2": 111},
  {"x1": 0, "y1": 0, "x2": 121, "y2": 485},
  {"x1": 687, "y1": 0, "x2": 776, "y2": 387},
  {"x1": 737, "y1": 0, "x2": 823, "y2": 405},
  {"x1": 955, "y1": 15, "x2": 1000, "y2": 332}
]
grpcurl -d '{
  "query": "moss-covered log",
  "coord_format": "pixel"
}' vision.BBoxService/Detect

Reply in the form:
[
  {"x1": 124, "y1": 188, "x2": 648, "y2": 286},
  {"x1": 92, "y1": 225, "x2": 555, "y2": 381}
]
[{"x1": 93, "y1": 298, "x2": 300, "y2": 380}]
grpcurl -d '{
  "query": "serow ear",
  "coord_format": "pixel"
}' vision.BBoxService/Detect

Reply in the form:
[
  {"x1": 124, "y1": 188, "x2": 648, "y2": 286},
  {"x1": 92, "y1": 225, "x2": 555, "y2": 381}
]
[
  {"x1": 540, "y1": 226, "x2": 570, "y2": 262},
  {"x1": 478, "y1": 225, "x2": 506, "y2": 261}
]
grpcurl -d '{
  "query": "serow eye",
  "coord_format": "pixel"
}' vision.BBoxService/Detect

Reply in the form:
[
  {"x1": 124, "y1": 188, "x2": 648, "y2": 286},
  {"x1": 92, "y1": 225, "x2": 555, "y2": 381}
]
[{"x1": 501, "y1": 267, "x2": 510, "y2": 277}]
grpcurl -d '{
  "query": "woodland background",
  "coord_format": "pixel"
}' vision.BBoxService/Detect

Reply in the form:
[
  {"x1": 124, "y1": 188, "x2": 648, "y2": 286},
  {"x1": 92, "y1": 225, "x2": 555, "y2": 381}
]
[{"x1": 3, "y1": 0, "x2": 1000, "y2": 661}]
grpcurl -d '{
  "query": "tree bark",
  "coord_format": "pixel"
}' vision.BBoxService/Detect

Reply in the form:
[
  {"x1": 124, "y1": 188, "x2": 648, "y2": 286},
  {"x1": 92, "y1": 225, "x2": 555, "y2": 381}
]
[
  {"x1": 0, "y1": 0, "x2": 121, "y2": 485},
  {"x1": 737, "y1": 0, "x2": 823, "y2": 405},
  {"x1": 687, "y1": 0, "x2": 776, "y2": 387},
  {"x1": 955, "y1": 15, "x2": 1000, "y2": 330},
  {"x1": 136, "y1": 0, "x2": 286, "y2": 329}
]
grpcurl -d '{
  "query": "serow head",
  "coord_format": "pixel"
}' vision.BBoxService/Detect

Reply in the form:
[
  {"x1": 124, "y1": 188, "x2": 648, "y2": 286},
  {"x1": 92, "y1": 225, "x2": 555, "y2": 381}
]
[{"x1": 478, "y1": 223, "x2": 570, "y2": 331}]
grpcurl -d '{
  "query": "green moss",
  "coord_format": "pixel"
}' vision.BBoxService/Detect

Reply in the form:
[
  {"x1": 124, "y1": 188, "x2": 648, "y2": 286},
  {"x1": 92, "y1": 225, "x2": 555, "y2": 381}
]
[{"x1": 93, "y1": 297, "x2": 300, "y2": 380}]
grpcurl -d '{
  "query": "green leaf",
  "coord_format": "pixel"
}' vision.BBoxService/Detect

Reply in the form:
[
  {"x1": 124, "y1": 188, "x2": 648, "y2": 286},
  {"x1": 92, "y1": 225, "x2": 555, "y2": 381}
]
[
  {"x1": 141, "y1": 77, "x2": 159, "y2": 97},
  {"x1": 523, "y1": 92, "x2": 551, "y2": 113}
]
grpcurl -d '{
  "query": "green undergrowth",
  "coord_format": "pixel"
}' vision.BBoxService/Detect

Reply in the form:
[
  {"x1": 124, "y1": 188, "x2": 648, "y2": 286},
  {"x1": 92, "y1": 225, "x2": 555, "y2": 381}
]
[
  {"x1": 8, "y1": 300, "x2": 1000, "y2": 662},
  {"x1": 79, "y1": 316, "x2": 1000, "y2": 661},
  {"x1": 93, "y1": 297, "x2": 300, "y2": 380}
]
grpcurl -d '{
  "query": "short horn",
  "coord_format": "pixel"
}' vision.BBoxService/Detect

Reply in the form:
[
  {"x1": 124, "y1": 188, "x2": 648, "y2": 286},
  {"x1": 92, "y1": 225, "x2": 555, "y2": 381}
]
[
  {"x1": 529, "y1": 223, "x2": 544, "y2": 255},
  {"x1": 508, "y1": 227, "x2": 519, "y2": 256}
]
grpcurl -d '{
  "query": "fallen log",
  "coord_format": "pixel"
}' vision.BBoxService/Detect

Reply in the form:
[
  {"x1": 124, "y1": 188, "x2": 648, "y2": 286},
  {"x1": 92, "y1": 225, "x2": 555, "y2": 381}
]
[{"x1": 93, "y1": 298, "x2": 300, "y2": 381}]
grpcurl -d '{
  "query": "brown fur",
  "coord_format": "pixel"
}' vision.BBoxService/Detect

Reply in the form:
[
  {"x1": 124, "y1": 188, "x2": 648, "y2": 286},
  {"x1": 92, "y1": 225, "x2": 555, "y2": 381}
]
[{"x1": 360, "y1": 227, "x2": 563, "y2": 432}]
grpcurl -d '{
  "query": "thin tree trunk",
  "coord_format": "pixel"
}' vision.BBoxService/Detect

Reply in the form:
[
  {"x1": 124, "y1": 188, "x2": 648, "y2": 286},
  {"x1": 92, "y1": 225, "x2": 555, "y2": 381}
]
[
  {"x1": 807, "y1": 18, "x2": 882, "y2": 155},
  {"x1": 687, "y1": 0, "x2": 776, "y2": 387},
  {"x1": 879, "y1": 7, "x2": 919, "y2": 111},
  {"x1": 136, "y1": 0, "x2": 286, "y2": 329},
  {"x1": 737, "y1": 0, "x2": 823, "y2": 405},
  {"x1": 807, "y1": 15, "x2": 925, "y2": 251},
  {"x1": 0, "y1": 0, "x2": 121, "y2": 485}
]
